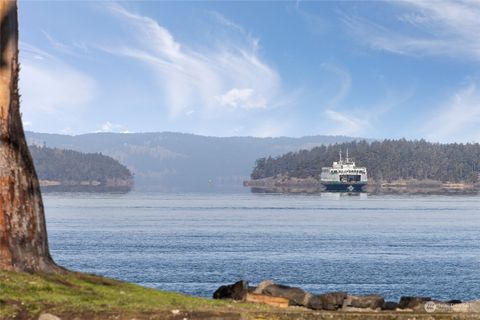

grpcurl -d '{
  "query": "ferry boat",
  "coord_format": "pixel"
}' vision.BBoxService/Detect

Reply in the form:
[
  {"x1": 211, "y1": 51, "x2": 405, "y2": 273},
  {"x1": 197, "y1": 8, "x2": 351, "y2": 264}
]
[{"x1": 320, "y1": 150, "x2": 367, "y2": 192}]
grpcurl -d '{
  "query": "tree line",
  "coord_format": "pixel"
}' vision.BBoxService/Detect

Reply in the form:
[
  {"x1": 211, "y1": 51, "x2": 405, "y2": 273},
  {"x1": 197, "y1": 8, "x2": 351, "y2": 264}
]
[
  {"x1": 30, "y1": 145, "x2": 133, "y2": 184},
  {"x1": 251, "y1": 139, "x2": 480, "y2": 183}
]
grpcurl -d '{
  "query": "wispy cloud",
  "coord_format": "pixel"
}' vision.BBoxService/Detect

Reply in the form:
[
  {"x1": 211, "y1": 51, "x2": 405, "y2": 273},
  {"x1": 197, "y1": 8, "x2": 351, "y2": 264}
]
[
  {"x1": 319, "y1": 62, "x2": 414, "y2": 137},
  {"x1": 424, "y1": 82, "x2": 480, "y2": 142},
  {"x1": 103, "y1": 4, "x2": 281, "y2": 119},
  {"x1": 215, "y1": 88, "x2": 266, "y2": 110},
  {"x1": 20, "y1": 42, "x2": 96, "y2": 118},
  {"x1": 321, "y1": 63, "x2": 351, "y2": 108},
  {"x1": 293, "y1": 1, "x2": 326, "y2": 35},
  {"x1": 322, "y1": 85, "x2": 415, "y2": 138},
  {"x1": 316, "y1": 64, "x2": 369, "y2": 136},
  {"x1": 325, "y1": 109, "x2": 370, "y2": 136},
  {"x1": 42, "y1": 30, "x2": 90, "y2": 56},
  {"x1": 343, "y1": 0, "x2": 480, "y2": 60},
  {"x1": 97, "y1": 121, "x2": 129, "y2": 133},
  {"x1": 208, "y1": 10, "x2": 245, "y2": 34}
]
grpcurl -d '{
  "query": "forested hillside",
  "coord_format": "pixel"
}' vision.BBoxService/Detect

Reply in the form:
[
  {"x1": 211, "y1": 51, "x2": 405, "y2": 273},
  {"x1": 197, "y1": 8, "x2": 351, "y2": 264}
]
[
  {"x1": 26, "y1": 131, "x2": 362, "y2": 192},
  {"x1": 251, "y1": 139, "x2": 480, "y2": 183},
  {"x1": 30, "y1": 145, "x2": 133, "y2": 191}
]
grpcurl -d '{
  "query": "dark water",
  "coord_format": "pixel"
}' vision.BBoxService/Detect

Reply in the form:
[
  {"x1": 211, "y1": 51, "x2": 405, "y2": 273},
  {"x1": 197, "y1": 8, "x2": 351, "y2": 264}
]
[{"x1": 44, "y1": 192, "x2": 480, "y2": 301}]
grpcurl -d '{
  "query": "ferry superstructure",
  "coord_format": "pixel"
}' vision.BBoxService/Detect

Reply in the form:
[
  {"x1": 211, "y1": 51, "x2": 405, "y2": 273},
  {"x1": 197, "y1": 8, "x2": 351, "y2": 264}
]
[{"x1": 320, "y1": 150, "x2": 368, "y2": 192}]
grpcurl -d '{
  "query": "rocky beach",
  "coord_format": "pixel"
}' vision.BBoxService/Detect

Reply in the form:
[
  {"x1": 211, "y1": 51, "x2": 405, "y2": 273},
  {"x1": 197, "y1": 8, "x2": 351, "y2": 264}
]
[{"x1": 214, "y1": 280, "x2": 480, "y2": 315}]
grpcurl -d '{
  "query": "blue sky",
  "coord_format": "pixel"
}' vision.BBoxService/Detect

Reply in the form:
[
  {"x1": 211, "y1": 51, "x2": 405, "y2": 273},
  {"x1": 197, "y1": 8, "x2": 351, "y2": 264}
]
[{"x1": 18, "y1": 1, "x2": 480, "y2": 141}]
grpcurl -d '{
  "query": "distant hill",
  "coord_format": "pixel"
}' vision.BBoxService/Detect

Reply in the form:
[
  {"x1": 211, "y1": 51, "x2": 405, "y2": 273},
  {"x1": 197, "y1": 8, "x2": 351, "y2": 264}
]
[
  {"x1": 26, "y1": 132, "x2": 362, "y2": 192},
  {"x1": 250, "y1": 139, "x2": 480, "y2": 183},
  {"x1": 30, "y1": 145, "x2": 133, "y2": 192}
]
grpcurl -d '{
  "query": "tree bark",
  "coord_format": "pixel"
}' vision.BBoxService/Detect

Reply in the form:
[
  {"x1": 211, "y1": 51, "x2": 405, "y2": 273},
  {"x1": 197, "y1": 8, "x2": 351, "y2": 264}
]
[{"x1": 0, "y1": 0, "x2": 61, "y2": 273}]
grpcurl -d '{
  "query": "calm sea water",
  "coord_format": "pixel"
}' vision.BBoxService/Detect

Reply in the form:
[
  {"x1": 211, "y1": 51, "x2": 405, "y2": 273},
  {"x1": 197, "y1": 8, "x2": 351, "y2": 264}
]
[{"x1": 44, "y1": 192, "x2": 480, "y2": 301}]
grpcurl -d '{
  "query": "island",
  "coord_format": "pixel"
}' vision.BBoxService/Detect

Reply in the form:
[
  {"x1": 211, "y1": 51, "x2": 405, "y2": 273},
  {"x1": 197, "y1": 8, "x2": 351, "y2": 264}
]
[
  {"x1": 245, "y1": 139, "x2": 480, "y2": 194},
  {"x1": 29, "y1": 145, "x2": 134, "y2": 192}
]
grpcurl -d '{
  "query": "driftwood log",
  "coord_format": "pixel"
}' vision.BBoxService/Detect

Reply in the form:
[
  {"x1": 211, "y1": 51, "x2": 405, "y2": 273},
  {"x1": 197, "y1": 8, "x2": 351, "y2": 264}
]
[
  {"x1": 246, "y1": 293, "x2": 289, "y2": 308},
  {"x1": 0, "y1": 0, "x2": 60, "y2": 273}
]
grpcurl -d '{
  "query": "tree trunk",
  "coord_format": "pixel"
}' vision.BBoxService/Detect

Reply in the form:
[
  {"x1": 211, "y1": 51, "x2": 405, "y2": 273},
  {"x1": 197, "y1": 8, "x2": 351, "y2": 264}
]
[{"x1": 0, "y1": 0, "x2": 61, "y2": 273}]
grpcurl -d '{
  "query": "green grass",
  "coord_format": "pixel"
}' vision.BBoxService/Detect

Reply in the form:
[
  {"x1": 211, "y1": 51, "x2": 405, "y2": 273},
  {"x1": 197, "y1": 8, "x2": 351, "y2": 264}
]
[
  {"x1": 0, "y1": 271, "x2": 273, "y2": 319},
  {"x1": 3, "y1": 271, "x2": 470, "y2": 320}
]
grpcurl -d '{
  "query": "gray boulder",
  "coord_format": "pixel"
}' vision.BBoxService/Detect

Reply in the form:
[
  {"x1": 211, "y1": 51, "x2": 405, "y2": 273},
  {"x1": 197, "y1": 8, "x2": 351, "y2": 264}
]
[
  {"x1": 398, "y1": 296, "x2": 431, "y2": 311},
  {"x1": 253, "y1": 280, "x2": 275, "y2": 294},
  {"x1": 262, "y1": 283, "x2": 311, "y2": 306},
  {"x1": 343, "y1": 295, "x2": 385, "y2": 310},
  {"x1": 382, "y1": 301, "x2": 399, "y2": 311},
  {"x1": 447, "y1": 299, "x2": 462, "y2": 305},
  {"x1": 213, "y1": 280, "x2": 248, "y2": 301},
  {"x1": 307, "y1": 291, "x2": 348, "y2": 310}
]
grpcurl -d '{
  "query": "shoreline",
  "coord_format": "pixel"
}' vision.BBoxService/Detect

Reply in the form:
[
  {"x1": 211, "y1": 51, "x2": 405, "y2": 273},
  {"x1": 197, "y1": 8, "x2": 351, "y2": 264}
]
[
  {"x1": 2, "y1": 271, "x2": 480, "y2": 320},
  {"x1": 39, "y1": 179, "x2": 133, "y2": 193},
  {"x1": 244, "y1": 177, "x2": 479, "y2": 195}
]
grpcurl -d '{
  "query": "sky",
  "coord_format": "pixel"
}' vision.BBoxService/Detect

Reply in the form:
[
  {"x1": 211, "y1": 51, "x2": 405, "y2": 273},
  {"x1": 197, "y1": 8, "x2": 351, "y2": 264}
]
[{"x1": 17, "y1": 1, "x2": 480, "y2": 142}]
